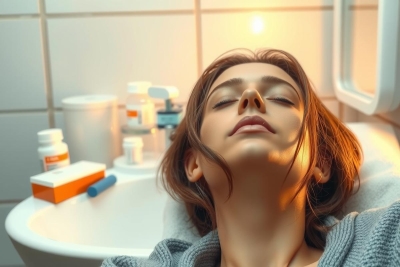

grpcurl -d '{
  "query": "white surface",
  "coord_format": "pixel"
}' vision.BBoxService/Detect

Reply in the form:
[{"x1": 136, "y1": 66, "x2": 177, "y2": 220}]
[
  {"x1": 5, "y1": 169, "x2": 168, "y2": 262},
  {"x1": 0, "y1": 0, "x2": 38, "y2": 15},
  {"x1": 45, "y1": 0, "x2": 193, "y2": 13},
  {"x1": 333, "y1": 0, "x2": 400, "y2": 114},
  {"x1": 0, "y1": 113, "x2": 49, "y2": 201},
  {"x1": 30, "y1": 161, "x2": 106, "y2": 187},
  {"x1": 47, "y1": 15, "x2": 197, "y2": 107},
  {"x1": 201, "y1": 10, "x2": 335, "y2": 98},
  {"x1": 0, "y1": 19, "x2": 47, "y2": 111},
  {"x1": 0, "y1": 203, "x2": 24, "y2": 266},
  {"x1": 62, "y1": 95, "x2": 121, "y2": 168}
]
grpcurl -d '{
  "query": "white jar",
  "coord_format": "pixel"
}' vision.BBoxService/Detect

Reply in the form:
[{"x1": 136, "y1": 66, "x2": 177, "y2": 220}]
[
  {"x1": 123, "y1": 137, "x2": 144, "y2": 164},
  {"x1": 37, "y1": 129, "x2": 70, "y2": 172},
  {"x1": 126, "y1": 82, "x2": 155, "y2": 129},
  {"x1": 62, "y1": 95, "x2": 121, "y2": 168}
]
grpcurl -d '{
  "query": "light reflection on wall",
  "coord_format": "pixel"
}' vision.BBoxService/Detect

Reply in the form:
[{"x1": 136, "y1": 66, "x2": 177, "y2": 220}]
[{"x1": 251, "y1": 15, "x2": 264, "y2": 34}]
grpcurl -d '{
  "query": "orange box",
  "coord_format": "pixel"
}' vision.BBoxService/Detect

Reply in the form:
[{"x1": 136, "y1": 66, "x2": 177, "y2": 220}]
[{"x1": 30, "y1": 161, "x2": 106, "y2": 204}]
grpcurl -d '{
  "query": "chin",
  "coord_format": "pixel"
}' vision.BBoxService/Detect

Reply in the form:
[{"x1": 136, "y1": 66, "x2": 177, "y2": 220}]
[{"x1": 223, "y1": 141, "x2": 289, "y2": 167}]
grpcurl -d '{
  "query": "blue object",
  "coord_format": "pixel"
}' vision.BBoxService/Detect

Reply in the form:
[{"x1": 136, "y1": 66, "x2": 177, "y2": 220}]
[{"x1": 87, "y1": 174, "x2": 117, "y2": 197}]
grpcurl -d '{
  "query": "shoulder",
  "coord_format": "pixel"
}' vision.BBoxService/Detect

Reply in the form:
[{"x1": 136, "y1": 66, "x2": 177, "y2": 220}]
[
  {"x1": 101, "y1": 231, "x2": 220, "y2": 267},
  {"x1": 101, "y1": 238, "x2": 192, "y2": 267},
  {"x1": 322, "y1": 200, "x2": 400, "y2": 266}
]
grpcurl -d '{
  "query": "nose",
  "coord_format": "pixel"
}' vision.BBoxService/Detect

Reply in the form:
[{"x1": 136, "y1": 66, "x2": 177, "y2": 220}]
[{"x1": 238, "y1": 88, "x2": 266, "y2": 114}]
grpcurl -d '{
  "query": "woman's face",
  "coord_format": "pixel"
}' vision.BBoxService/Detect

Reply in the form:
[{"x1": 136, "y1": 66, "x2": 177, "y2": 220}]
[{"x1": 199, "y1": 63, "x2": 308, "y2": 192}]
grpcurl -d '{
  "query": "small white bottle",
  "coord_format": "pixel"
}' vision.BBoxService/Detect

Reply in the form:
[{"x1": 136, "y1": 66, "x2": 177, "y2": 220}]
[
  {"x1": 123, "y1": 137, "x2": 144, "y2": 164},
  {"x1": 126, "y1": 82, "x2": 155, "y2": 129},
  {"x1": 37, "y1": 129, "x2": 70, "y2": 172}
]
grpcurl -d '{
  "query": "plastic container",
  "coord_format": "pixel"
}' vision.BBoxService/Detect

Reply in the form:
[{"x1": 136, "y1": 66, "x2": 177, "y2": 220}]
[
  {"x1": 123, "y1": 136, "x2": 144, "y2": 164},
  {"x1": 62, "y1": 95, "x2": 121, "y2": 168},
  {"x1": 37, "y1": 129, "x2": 70, "y2": 172},
  {"x1": 126, "y1": 82, "x2": 155, "y2": 129}
]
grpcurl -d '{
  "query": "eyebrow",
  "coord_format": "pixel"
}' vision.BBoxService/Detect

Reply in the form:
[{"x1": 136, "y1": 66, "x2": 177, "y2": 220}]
[{"x1": 208, "y1": 75, "x2": 300, "y2": 100}]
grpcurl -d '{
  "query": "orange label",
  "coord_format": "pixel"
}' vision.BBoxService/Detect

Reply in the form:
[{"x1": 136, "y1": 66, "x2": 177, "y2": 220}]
[
  {"x1": 127, "y1": 110, "x2": 138, "y2": 118},
  {"x1": 45, "y1": 152, "x2": 69, "y2": 164}
]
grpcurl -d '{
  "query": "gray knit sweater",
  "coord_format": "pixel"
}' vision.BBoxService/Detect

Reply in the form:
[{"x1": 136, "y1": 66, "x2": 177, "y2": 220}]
[{"x1": 102, "y1": 200, "x2": 400, "y2": 267}]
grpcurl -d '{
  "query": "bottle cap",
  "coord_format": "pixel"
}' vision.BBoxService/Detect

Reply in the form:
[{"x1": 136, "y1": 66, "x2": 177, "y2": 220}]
[
  {"x1": 38, "y1": 129, "x2": 64, "y2": 144},
  {"x1": 123, "y1": 136, "x2": 144, "y2": 148},
  {"x1": 128, "y1": 82, "x2": 152, "y2": 94}
]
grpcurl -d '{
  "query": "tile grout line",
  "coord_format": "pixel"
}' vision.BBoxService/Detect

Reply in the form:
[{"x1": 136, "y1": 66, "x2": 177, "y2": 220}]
[
  {"x1": 0, "y1": 199, "x2": 23, "y2": 204},
  {"x1": 0, "y1": 5, "x2": 377, "y2": 20},
  {"x1": 38, "y1": 0, "x2": 55, "y2": 128},
  {"x1": 0, "y1": 10, "x2": 193, "y2": 19},
  {"x1": 194, "y1": 0, "x2": 203, "y2": 77},
  {"x1": 46, "y1": 10, "x2": 193, "y2": 18}
]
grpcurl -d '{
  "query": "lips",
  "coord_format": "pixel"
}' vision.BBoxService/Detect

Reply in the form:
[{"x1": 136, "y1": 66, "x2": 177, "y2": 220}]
[{"x1": 229, "y1": 115, "x2": 275, "y2": 136}]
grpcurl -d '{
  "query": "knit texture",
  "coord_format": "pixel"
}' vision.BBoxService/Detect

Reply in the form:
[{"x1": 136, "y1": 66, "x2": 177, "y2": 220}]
[{"x1": 102, "y1": 200, "x2": 400, "y2": 267}]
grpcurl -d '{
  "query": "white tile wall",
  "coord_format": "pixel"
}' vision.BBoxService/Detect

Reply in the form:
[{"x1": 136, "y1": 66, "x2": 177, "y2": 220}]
[
  {"x1": 45, "y1": 0, "x2": 193, "y2": 14},
  {"x1": 0, "y1": 203, "x2": 24, "y2": 266},
  {"x1": 201, "y1": 0, "x2": 334, "y2": 9},
  {"x1": 0, "y1": 113, "x2": 49, "y2": 201},
  {"x1": 0, "y1": 19, "x2": 47, "y2": 111},
  {"x1": 201, "y1": 10, "x2": 335, "y2": 97},
  {"x1": 48, "y1": 15, "x2": 197, "y2": 107},
  {"x1": 0, "y1": 0, "x2": 38, "y2": 15}
]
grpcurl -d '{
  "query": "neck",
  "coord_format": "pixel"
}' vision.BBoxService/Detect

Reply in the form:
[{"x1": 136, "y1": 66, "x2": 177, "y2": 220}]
[{"x1": 213, "y1": 173, "x2": 322, "y2": 267}]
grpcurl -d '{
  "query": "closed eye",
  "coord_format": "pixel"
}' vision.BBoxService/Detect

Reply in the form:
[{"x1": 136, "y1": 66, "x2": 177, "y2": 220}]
[
  {"x1": 267, "y1": 97, "x2": 294, "y2": 106},
  {"x1": 212, "y1": 99, "x2": 238, "y2": 109}
]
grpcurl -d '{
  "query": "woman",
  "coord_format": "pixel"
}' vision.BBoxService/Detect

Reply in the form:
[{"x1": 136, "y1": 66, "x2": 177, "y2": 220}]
[{"x1": 103, "y1": 49, "x2": 400, "y2": 266}]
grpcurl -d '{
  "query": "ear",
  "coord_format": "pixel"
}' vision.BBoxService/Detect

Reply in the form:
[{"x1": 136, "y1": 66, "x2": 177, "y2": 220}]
[
  {"x1": 184, "y1": 149, "x2": 203, "y2": 183},
  {"x1": 313, "y1": 160, "x2": 331, "y2": 184}
]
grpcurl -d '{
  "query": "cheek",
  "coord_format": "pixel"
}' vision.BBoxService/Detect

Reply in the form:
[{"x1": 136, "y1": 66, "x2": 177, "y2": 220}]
[
  {"x1": 276, "y1": 110, "x2": 303, "y2": 145},
  {"x1": 200, "y1": 112, "x2": 228, "y2": 148}
]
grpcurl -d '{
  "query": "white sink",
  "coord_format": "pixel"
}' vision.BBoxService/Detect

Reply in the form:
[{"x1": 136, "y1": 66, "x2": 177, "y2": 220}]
[{"x1": 5, "y1": 169, "x2": 168, "y2": 267}]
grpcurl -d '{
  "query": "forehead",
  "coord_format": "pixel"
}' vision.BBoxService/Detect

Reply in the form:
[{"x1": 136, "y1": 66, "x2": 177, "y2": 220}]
[{"x1": 209, "y1": 62, "x2": 300, "y2": 93}]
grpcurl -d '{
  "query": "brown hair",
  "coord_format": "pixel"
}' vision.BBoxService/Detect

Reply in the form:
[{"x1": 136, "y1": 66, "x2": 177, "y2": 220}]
[{"x1": 159, "y1": 48, "x2": 362, "y2": 249}]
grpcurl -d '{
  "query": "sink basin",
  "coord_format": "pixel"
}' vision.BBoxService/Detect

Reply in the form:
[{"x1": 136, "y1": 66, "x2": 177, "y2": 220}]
[{"x1": 5, "y1": 169, "x2": 168, "y2": 267}]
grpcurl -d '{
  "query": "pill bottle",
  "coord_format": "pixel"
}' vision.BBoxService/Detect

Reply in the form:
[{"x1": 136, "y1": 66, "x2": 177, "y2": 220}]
[
  {"x1": 126, "y1": 82, "x2": 155, "y2": 129},
  {"x1": 37, "y1": 128, "x2": 70, "y2": 172},
  {"x1": 123, "y1": 136, "x2": 143, "y2": 164}
]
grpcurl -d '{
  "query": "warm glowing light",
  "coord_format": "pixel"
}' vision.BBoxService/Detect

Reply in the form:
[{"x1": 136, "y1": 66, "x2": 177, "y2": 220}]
[{"x1": 251, "y1": 15, "x2": 264, "y2": 34}]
